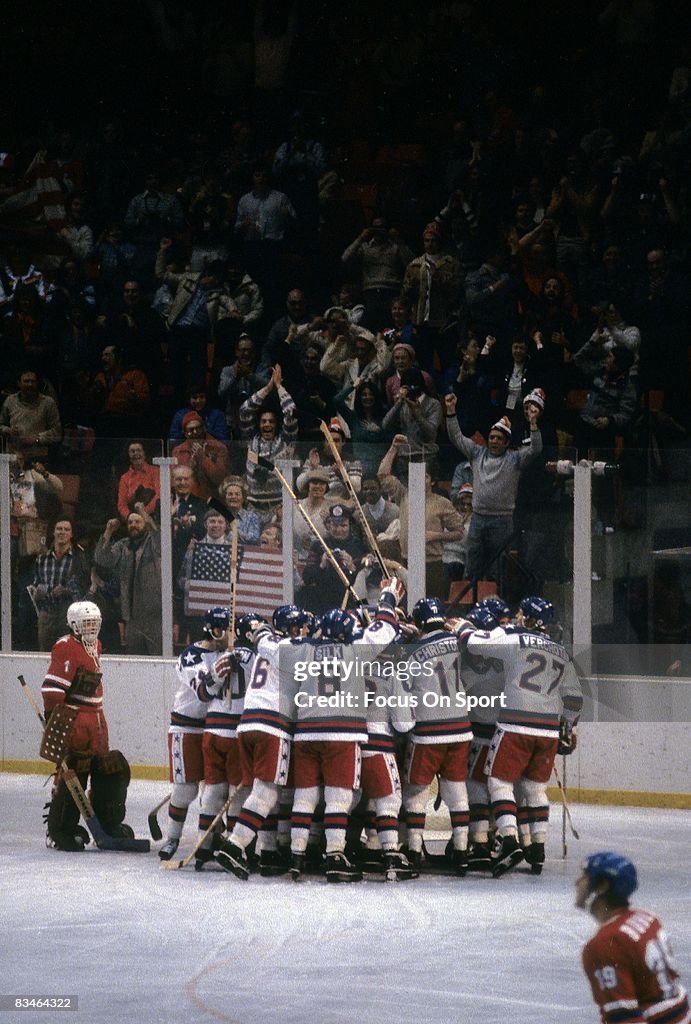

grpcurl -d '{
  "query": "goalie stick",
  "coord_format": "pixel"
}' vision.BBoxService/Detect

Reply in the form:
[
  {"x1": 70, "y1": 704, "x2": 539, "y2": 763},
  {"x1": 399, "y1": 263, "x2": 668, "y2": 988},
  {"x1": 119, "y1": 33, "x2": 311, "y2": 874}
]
[
  {"x1": 18, "y1": 673, "x2": 46, "y2": 724},
  {"x1": 60, "y1": 761, "x2": 150, "y2": 853},
  {"x1": 160, "y1": 797, "x2": 231, "y2": 870},
  {"x1": 19, "y1": 675, "x2": 150, "y2": 853},
  {"x1": 147, "y1": 792, "x2": 171, "y2": 841}
]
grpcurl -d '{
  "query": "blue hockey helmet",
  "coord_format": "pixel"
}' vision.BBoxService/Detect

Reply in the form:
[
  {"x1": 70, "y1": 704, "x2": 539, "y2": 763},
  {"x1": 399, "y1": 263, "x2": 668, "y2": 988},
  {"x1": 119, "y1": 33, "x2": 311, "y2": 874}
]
[
  {"x1": 466, "y1": 605, "x2": 498, "y2": 630},
  {"x1": 519, "y1": 596, "x2": 554, "y2": 627},
  {"x1": 235, "y1": 612, "x2": 265, "y2": 644},
  {"x1": 302, "y1": 611, "x2": 321, "y2": 637},
  {"x1": 583, "y1": 852, "x2": 638, "y2": 901},
  {"x1": 477, "y1": 596, "x2": 511, "y2": 621},
  {"x1": 204, "y1": 606, "x2": 231, "y2": 637},
  {"x1": 320, "y1": 608, "x2": 355, "y2": 643},
  {"x1": 272, "y1": 604, "x2": 307, "y2": 635},
  {"x1": 412, "y1": 597, "x2": 446, "y2": 630}
]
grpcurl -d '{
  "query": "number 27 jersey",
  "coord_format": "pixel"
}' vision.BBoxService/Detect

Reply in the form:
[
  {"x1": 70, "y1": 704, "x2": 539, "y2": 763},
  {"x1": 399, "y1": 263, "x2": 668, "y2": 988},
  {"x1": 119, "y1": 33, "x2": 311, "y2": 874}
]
[{"x1": 466, "y1": 626, "x2": 582, "y2": 738}]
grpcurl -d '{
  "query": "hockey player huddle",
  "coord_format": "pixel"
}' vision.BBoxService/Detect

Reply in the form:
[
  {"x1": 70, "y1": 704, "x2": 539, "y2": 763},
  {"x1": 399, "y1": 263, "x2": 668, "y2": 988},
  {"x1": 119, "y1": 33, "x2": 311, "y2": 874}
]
[{"x1": 159, "y1": 579, "x2": 583, "y2": 882}]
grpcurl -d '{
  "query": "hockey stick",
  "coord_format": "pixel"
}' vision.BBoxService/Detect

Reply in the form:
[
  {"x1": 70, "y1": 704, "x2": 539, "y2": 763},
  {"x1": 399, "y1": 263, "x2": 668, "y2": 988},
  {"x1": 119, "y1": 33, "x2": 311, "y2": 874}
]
[
  {"x1": 147, "y1": 793, "x2": 171, "y2": 841},
  {"x1": 248, "y1": 450, "x2": 363, "y2": 607},
  {"x1": 60, "y1": 761, "x2": 150, "y2": 853},
  {"x1": 160, "y1": 797, "x2": 231, "y2": 870},
  {"x1": 228, "y1": 518, "x2": 239, "y2": 644},
  {"x1": 561, "y1": 754, "x2": 567, "y2": 858},
  {"x1": 18, "y1": 674, "x2": 46, "y2": 725},
  {"x1": 318, "y1": 419, "x2": 390, "y2": 578},
  {"x1": 552, "y1": 760, "x2": 580, "y2": 843}
]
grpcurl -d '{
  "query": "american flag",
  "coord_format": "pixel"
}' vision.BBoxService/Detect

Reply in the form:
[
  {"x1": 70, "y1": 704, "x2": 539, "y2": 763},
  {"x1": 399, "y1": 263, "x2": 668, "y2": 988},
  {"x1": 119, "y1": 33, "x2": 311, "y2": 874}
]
[{"x1": 185, "y1": 542, "x2": 285, "y2": 619}]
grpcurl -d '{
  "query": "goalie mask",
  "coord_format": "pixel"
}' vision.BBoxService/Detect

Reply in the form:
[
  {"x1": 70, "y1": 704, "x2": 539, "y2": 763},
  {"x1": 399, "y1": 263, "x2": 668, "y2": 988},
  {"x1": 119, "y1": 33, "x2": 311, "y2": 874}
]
[{"x1": 67, "y1": 601, "x2": 102, "y2": 642}]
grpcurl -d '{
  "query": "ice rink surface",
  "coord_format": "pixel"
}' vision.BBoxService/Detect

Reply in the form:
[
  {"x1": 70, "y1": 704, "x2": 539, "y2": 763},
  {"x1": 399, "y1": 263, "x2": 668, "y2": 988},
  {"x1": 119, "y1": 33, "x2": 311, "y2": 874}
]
[{"x1": 2, "y1": 773, "x2": 690, "y2": 1024}]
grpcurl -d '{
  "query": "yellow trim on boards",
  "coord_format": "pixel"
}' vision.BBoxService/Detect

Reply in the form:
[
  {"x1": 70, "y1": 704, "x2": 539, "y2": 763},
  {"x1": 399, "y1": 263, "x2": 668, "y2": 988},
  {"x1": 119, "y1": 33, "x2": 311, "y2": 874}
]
[
  {"x1": 3, "y1": 762, "x2": 689, "y2": 808},
  {"x1": 2, "y1": 760, "x2": 169, "y2": 781}
]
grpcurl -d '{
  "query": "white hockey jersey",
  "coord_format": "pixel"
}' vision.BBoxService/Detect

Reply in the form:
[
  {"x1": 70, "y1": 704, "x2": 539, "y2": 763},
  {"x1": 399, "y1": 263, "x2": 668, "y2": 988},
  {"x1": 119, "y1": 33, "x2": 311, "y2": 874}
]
[
  {"x1": 461, "y1": 645, "x2": 505, "y2": 739},
  {"x1": 236, "y1": 630, "x2": 300, "y2": 740},
  {"x1": 169, "y1": 642, "x2": 225, "y2": 733},
  {"x1": 204, "y1": 646, "x2": 255, "y2": 739},
  {"x1": 403, "y1": 628, "x2": 473, "y2": 745},
  {"x1": 291, "y1": 607, "x2": 401, "y2": 744},
  {"x1": 465, "y1": 625, "x2": 582, "y2": 738}
]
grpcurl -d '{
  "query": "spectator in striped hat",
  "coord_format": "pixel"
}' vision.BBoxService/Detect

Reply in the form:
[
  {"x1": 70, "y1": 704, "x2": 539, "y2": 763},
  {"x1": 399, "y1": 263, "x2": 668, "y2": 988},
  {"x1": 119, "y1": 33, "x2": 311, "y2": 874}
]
[{"x1": 444, "y1": 395, "x2": 542, "y2": 585}]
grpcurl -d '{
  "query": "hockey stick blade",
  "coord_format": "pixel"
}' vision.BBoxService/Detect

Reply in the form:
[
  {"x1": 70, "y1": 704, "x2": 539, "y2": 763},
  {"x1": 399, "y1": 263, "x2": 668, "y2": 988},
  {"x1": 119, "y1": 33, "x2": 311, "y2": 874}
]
[
  {"x1": 61, "y1": 766, "x2": 150, "y2": 852},
  {"x1": 247, "y1": 450, "x2": 275, "y2": 471},
  {"x1": 147, "y1": 793, "x2": 171, "y2": 840},
  {"x1": 84, "y1": 813, "x2": 151, "y2": 853},
  {"x1": 206, "y1": 496, "x2": 235, "y2": 523},
  {"x1": 160, "y1": 797, "x2": 231, "y2": 870}
]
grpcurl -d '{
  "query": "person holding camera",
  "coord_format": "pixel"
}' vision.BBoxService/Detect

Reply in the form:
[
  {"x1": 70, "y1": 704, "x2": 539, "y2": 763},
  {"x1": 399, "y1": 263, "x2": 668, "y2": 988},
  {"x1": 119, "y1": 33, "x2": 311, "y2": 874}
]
[
  {"x1": 341, "y1": 218, "x2": 413, "y2": 333},
  {"x1": 116, "y1": 440, "x2": 160, "y2": 521},
  {"x1": 382, "y1": 367, "x2": 442, "y2": 450}
]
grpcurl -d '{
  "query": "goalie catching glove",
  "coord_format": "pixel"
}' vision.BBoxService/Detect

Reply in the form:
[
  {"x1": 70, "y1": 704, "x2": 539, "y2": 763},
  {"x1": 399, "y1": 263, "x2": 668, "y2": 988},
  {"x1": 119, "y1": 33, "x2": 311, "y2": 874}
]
[{"x1": 558, "y1": 717, "x2": 577, "y2": 755}]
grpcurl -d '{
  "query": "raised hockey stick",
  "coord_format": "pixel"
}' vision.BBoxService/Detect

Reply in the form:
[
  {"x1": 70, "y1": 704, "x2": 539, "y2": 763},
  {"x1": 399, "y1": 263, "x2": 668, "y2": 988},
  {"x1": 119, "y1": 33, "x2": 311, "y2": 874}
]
[
  {"x1": 59, "y1": 761, "x2": 150, "y2": 853},
  {"x1": 248, "y1": 450, "x2": 364, "y2": 607},
  {"x1": 160, "y1": 797, "x2": 231, "y2": 870},
  {"x1": 552, "y1": 760, "x2": 580, "y2": 845},
  {"x1": 147, "y1": 792, "x2": 171, "y2": 841},
  {"x1": 18, "y1": 673, "x2": 46, "y2": 724},
  {"x1": 228, "y1": 518, "x2": 239, "y2": 645},
  {"x1": 318, "y1": 419, "x2": 390, "y2": 578}
]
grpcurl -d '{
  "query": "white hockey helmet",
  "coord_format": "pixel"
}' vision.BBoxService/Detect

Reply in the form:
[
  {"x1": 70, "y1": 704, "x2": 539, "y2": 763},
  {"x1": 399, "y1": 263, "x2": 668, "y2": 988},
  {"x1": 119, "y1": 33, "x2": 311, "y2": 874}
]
[{"x1": 67, "y1": 601, "x2": 102, "y2": 641}]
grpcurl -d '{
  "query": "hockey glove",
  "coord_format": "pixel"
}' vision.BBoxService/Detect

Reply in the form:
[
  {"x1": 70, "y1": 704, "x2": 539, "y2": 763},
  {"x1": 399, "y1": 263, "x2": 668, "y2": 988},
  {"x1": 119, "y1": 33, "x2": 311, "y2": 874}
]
[
  {"x1": 380, "y1": 576, "x2": 406, "y2": 605},
  {"x1": 557, "y1": 717, "x2": 577, "y2": 755},
  {"x1": 210, "y1": 652, "x2": 237, "y2": 685},
  {"x1": 198, "y1": 670, "x2": 226, "y2": 698}
]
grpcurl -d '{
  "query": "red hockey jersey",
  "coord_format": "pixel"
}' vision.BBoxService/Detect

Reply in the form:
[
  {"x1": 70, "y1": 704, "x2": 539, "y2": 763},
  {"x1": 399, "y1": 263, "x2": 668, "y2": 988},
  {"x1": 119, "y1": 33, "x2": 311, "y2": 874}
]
[
  {"x1": 582, "y1": 907, "x2": 690, "y2": 1024},
  {"x1": 42, "y1": 633, "x2": 103, "y2": 715}
]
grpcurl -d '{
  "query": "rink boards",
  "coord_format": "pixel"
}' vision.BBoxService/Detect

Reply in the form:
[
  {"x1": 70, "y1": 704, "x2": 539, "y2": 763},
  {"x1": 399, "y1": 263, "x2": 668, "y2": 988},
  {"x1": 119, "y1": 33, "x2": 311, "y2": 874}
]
[{"x1": 1, "y1": 653, "x2": 689, "y2": 808}]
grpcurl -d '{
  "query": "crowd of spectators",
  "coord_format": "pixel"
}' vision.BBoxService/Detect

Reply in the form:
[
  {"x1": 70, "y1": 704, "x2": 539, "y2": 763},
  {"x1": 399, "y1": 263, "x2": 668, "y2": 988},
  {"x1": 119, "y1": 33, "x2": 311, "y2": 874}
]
[{"x1": 3, "y1": 0, "x2": 691, "y2": 652}]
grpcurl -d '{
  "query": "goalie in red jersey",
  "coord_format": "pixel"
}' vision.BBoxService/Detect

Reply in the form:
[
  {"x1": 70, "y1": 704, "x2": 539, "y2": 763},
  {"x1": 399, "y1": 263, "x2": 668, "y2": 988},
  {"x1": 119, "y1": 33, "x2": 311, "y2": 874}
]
[
  {"x1": 41, "y1": 601, "x2": 133, "y2": 851},
  {"x1": 576, "y1": 851, "x2": 690, "y2": 1024}
]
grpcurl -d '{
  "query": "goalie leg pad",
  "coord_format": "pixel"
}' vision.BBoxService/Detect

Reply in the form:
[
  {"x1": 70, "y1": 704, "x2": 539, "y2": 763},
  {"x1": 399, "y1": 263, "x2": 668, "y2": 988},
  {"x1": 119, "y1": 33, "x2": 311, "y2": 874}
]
[
  {"x1": 90, "y1": 750, "x2": 131, "y2": 838},
  {"x1": 46, "y1": 774, "x2": 88, "y2": 851}
]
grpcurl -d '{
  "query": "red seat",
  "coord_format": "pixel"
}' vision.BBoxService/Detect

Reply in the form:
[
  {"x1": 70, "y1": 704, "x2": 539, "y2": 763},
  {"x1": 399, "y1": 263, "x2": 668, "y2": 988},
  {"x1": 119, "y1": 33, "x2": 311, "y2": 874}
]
[{"x1": 447, "y1": 580, "x2": 496, "y2": 606}]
